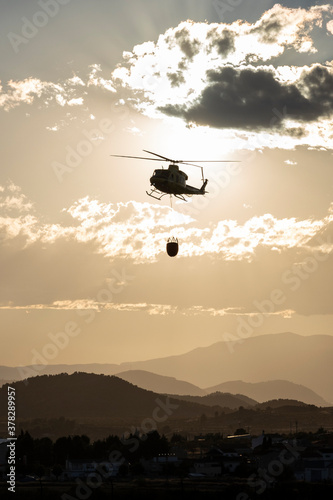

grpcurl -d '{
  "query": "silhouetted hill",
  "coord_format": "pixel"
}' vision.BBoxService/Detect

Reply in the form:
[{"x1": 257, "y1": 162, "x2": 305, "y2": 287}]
[
  {"x1": 255, "y1": 399, "x2": 309, "y2": 409},
  {"x1": 0, "y1": 363, "x2": 120, "y2": 382},
  {"x1": 0, "y1": 379, "x2": 13, "y2": 388},
  {"x1": 0, "y1": 372, "x2": 217, "y2": 421},
  {"x1": 2, "y1": 333, "x2": 332, "y2": 403},
  {"x1": 206, "y1": 380, "x2": 329, "y2": 406},
  {"x1": 169, "y1": 391, "x2": 257, "y2": 409},
  {"x1": 1, "y1": 373, "x2": 332, "y2": 439},
  {"x1": 116, "y1": 370, "x2": 206, "y2": 396}
]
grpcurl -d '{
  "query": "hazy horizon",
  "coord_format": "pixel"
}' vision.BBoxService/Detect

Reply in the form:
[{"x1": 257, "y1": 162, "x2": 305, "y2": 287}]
[{"x1": 1, "y1": 330, "x2": 332, "y2": 368}]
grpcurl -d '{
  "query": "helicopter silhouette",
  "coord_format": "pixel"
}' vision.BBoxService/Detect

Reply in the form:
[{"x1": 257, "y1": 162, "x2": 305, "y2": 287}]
[{"x1": 112, "y1": 150, "x2": 238, "y2": 201}]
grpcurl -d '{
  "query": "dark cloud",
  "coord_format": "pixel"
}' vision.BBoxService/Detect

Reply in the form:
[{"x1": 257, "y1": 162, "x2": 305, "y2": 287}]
[
  {"x1": 301, "y1": 65, "x2": 333, "y2": 111},
  {"x1": 167, "y1": 71, "x2": 186, "y2": 87},
  {"x1": 160, "y1": 66, "x2": 331, "y2": 130},
  {"x1": 283, "y1": 127, "x2": 307, "y2": 138},
  {"x1": 253, "y1": 14, "x2": 283, "y2": 44},
  {"x1": 207, "y1": 27, "x2": 236, "y2": 57},
  {"x1": 178, "y1": 58, "x2": 187, "y2": 71},
  {"x1": 174, "y1": 27, "x2": 201, "y2": 60}
]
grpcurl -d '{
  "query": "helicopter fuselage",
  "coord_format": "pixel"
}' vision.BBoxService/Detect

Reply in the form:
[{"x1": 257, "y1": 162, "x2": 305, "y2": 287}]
[
  {"x1": 112, "y1": 149, "x2": 238, "y2": 201},
  {"x1": 150, "y1": 164, "x2": 207, "y2": 198}
]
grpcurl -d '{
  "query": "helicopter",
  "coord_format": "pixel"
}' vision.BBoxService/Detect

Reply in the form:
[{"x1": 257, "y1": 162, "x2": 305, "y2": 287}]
[{"x1": 111, "y1": 149, "x2": 237, "y2": 202}]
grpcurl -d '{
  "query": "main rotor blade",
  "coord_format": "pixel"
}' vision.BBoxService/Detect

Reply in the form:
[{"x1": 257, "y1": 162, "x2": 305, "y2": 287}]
[
  {"x1": 142, "y1": 151, "x2": 241, "y2": 165},
  {"x1": 142, "y1": 150, "x2": 175, "y2": 162},
  {"x1": 111, "y1": 153, "x2": 241, "y2": 165},
  {"x1": 181, "y1": 161, "x2": 240, "y2": 167},
  {"x1": 111, "y1": 154, "x2": 163, "y2": 162}
]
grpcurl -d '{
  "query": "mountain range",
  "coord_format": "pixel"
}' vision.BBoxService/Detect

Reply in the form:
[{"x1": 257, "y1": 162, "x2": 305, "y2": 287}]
[
  {"x1": 205, "y1": 380, "x2": 328, "y2": 406},
  {"x1": 1, "y1": 333, "x2": 332, "y2": 403},
  {"x1": 0, "y1": 372, "x2": 215, "y2": 421},
  {"x1": 111, "y1": 333, "x2": 333, "y2": 402},
  {"x1": 115, "y1": 370, "x2": 328, "y2": 406},
  {"x1": 115, "y1": 369, "x2": 206, "y2": 396},
  {"x1": 169, "y1": 391, "x2": 258, "y2": 409},
  {"x1": 1, "y1": 372, "x2": 332, "y2": 441}
]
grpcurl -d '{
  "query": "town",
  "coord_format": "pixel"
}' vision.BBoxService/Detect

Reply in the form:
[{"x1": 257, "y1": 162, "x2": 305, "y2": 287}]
[{"x1": 1, "y1": 427, "x2": 333, "y2": 499}]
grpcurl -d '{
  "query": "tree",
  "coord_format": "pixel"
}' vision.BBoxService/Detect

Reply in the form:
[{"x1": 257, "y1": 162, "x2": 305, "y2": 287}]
[
  {"x1": 234, "y1": 428, "x2": 247, "y2": 436},
  {"x1": 141, "y1": 431, "x2": 169, "y2": 459},
  {"x1": 34, "y1": 437, "x2": 53, "y2": 466},
  {"x1": 52, "y1": 464, "x2": 63, "y2": 481},
  {"x1": 170, "y1": 433, "x2": 185, "y2": 443}
]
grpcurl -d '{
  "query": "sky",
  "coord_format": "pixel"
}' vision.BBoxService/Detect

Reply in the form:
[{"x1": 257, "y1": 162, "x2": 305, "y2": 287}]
[{"x1": 1, "y1": 0, "x2": 333, "y2": 370}]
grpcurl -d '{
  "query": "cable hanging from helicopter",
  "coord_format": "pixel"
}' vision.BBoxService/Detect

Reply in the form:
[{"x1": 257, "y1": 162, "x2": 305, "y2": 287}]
[{"x1": 111, "y1": 150, "x2": 240, "y2": 256}]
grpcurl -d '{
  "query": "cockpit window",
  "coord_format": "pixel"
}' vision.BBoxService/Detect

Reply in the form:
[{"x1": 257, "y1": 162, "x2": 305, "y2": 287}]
[{"x1": 154, "y1": 169, "x2": 169, "y2": 179}]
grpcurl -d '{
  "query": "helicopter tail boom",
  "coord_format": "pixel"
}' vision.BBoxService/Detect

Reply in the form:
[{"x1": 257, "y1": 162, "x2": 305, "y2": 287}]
[{"x1": 200, "y1": 179, "x2": 208, "y2": 193}]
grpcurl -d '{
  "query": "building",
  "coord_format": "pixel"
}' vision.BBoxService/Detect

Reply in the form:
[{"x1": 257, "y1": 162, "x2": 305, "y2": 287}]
[
  {"x1": 64, "y1": 459, "x2": 122, "y2": 479},
  {"x1": 193, "y1": 461, "x2": 222, "y2": 477},
  {"x1": 302, "y1": 459, "x2": 333, "y2": 482}
]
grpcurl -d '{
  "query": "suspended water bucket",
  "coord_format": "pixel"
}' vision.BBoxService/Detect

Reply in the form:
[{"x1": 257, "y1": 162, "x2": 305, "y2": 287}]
[{"x1": 166, "y1": 237, "x2": 179, "y2": 257}]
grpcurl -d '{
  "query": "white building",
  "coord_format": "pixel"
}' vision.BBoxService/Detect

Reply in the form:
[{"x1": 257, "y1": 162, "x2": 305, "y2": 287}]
[
  {"x1": 64, "y1": 459, "x2": 122, "y2": 479},
  {"x1": 193, "y1": 461, "x2": 222, "y2": 477}
]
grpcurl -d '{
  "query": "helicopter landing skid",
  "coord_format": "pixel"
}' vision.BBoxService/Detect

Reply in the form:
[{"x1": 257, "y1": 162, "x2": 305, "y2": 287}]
[
  {"x1": 146, "y1": 188, "x2": 188, "y2": 202},
  {"x1": 146, "y1": 189, "x2": 168, "y2": 201}
]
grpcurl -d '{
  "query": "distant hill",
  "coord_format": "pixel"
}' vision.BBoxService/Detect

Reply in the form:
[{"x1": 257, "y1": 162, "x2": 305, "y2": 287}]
[
  {"x1": 0, "y1": 372, "x2": 216, "y2": 421},
  {"x1": 206, "y1": 380, "x2": 329, "y2": 406},
  {"x1": 0, "y1": 380, "x2": 13, "y2": 388},
  {"x1": 255, "y1": 399, "x2": 309, "y2": 409},
  {"x1": 116, "y1": 370, "x2": 206, "y2": 396},
  {"x1": 170, "y1": 391, "x2": 258, "y2": 409},
  {"x1": 0, "y1": 363, "x2": 120, "y2": 382},
  {"x1": 2, "y1": 333, "x2": 332, "y2": 403},
  {"x1": 113, "y1": 332, "x2": 333, "y2": 403},
  {"x1": 1, "y1": 373, "x2": 332, "y2": 439}
]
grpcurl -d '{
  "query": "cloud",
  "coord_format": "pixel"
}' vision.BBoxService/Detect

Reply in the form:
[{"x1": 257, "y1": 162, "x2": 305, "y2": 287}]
[
  {"x1": 1, "y1": 5, "x2": 332, "y2": 149},
  {"x1": 0, "y1": 77, "x2": 73, "y2": 111},
  {"x1": 2, "y1": 186, "x2": 333, "y2": 263},
  {"x1": 284, "y1": 159, "x2": 297, "y2": 166},
  {"x1": 160, "y1": 65, "x2": 329, "y2": 129},
  {"x1": 300, "y1": 64, "x2": 333, "y2": 109},
  {"x1": 1, "y1": 185, "x2": 333, "y2": 315},
  {"x1": 109, "y1": 4, "x2": 333, "y2": 149},
  {"x1": 173, "y1": 25, "x2": 202, "y2": 61},
  {"x1": 0, "y1": 296, "x2": 293, "y2": 320},
  {"x1": 207, "y1": 26, "x2": 236, "y2": 58},
  {"x1": 0, "y1": 181, "x2": 33, "y2": 213},
  {"x1": 87, "y1": 64, "x2": 116, "y2": 92},
  {"x1": 327, "y1": 19, "x2": 333, "y2": 34},
  {"x1": 0, "y1": 66, "x2": 115, "y2": 112},
  {"x1": 251, "y1": 3, "x2": 331, "y2": 51}
]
